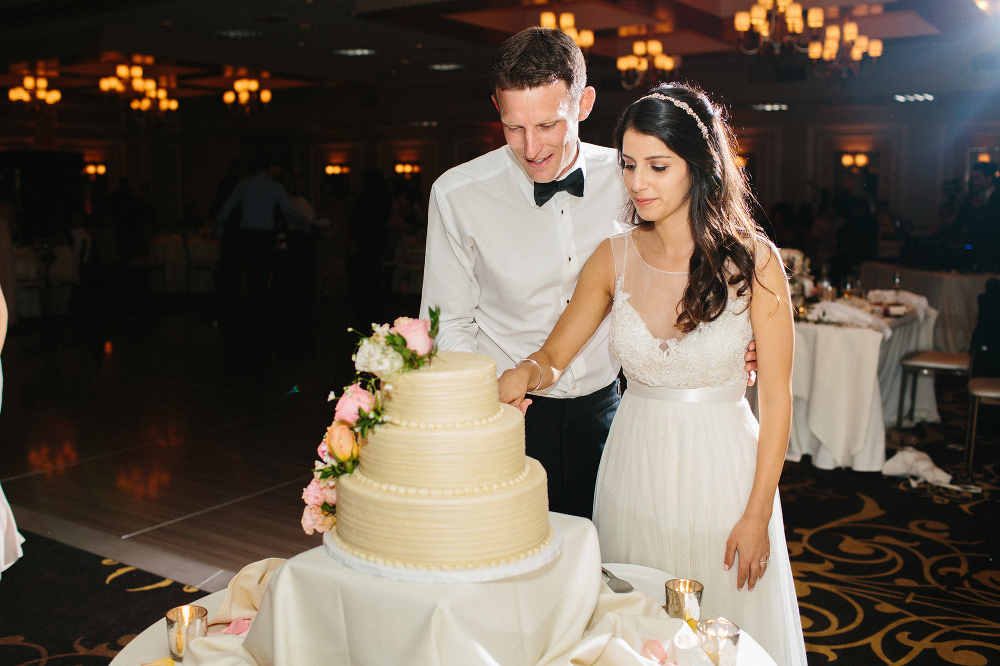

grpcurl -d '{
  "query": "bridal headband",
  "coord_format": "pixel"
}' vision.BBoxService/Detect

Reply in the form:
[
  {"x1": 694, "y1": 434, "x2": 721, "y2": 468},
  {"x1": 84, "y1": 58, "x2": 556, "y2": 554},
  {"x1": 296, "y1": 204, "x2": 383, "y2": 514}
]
[{"x1": 634, "y1": 93, "x2": 712, "y2": 144}]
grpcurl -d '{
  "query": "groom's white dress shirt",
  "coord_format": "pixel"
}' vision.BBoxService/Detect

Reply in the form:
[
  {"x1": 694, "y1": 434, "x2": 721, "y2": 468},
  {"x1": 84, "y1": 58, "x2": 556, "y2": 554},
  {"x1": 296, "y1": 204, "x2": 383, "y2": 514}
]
[{"x1": 421, "y1": 142, "x2": 626, "y2": 398}]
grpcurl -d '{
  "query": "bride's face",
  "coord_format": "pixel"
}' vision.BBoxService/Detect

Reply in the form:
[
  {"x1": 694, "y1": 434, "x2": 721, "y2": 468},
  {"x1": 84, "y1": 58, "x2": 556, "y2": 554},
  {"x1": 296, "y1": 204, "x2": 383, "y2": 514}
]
[{"x1": 621, "y1": 128, "x2": 692, "y2": 226}]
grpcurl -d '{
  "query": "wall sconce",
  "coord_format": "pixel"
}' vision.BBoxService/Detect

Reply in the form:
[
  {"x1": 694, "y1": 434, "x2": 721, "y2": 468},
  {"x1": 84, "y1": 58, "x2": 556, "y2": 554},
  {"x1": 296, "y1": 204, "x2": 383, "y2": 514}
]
[
  {"x1": 840, "y1": 153, "x2": 868, "y2": 167},
  {"x1": 84, "y1": 163, "x2": 107, "y2": 178},
  {"x1": 324, "y1": 164, "x2": 351, "y2": 175},
  {"x1": 394, "y1": 163, "x2": 421, "y2": 176}
]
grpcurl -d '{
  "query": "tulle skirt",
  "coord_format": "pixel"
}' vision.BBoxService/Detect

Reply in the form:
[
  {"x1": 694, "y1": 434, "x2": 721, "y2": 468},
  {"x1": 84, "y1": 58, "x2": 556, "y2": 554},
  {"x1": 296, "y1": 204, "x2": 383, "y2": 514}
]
[{"x1": 593, "y1": 383, "x2": 806, "y2": 666}]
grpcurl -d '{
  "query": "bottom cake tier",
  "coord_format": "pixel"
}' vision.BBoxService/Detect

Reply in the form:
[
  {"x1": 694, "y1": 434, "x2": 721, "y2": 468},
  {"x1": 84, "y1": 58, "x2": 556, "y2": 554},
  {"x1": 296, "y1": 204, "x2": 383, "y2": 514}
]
[{"x1": 332, "y1": 457, "x2": 552, "y2": 570}]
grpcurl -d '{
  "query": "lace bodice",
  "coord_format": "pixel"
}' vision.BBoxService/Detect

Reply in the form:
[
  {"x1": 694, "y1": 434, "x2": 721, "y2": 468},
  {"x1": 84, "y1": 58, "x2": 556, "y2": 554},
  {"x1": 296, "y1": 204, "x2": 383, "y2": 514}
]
[{"x1": 609, "y1": 231, "x2": 753, "y2": 388}]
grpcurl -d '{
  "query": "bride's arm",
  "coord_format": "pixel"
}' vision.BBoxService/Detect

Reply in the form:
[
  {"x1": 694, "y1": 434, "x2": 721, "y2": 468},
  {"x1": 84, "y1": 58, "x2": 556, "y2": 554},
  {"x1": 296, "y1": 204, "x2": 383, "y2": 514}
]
[
  {"x1": 497, "y1": 238, "x2": 616, "y2": 406},
  {"x1": 724, "y1": 240, "x2": 794, "y2": 592}
]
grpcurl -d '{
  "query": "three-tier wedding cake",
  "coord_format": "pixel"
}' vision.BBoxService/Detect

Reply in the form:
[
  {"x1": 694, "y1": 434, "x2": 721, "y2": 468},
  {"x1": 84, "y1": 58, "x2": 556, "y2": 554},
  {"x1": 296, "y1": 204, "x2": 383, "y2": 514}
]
[{"x1": 329, "y1": 351, "x2": 554, "y2": 571}]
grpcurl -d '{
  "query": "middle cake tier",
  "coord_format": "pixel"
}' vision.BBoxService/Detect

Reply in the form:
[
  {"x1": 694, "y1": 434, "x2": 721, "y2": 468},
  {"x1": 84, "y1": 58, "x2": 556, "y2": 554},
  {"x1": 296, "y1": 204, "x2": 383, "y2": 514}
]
[{"x1": 361, "y1": 403, "x2": 525, "y2": 489}]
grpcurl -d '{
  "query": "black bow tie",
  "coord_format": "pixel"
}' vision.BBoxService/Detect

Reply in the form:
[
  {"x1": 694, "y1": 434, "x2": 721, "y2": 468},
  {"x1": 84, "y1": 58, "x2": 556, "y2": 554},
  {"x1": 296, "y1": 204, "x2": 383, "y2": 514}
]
[{"x1": 533, "y1": 168, "x2": 585, "y2": 207}]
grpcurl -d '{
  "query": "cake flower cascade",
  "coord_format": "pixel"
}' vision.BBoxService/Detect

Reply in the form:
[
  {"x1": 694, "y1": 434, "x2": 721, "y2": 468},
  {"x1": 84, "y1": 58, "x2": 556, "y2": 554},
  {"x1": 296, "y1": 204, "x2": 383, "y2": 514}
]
[{"x1": 301, "y1": 309, "x2": 440, "y2": 535}]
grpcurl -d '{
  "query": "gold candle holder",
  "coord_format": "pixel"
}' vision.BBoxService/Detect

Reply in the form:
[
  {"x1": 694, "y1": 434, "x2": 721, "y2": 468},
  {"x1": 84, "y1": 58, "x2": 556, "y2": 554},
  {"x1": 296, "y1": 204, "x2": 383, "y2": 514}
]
[
  {"x1": 165, "y1": 604, "x2": 208, "y2": 660},
  {"x1": 664, "y1": 578, "x2": 704, "y2": 622}
]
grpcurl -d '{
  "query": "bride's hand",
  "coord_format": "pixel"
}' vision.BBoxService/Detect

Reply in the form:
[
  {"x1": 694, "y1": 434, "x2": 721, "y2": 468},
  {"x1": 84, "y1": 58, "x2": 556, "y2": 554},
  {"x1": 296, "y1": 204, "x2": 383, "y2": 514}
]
[
  {"x1": 497, "y1": 367, "x2": 531, "y2": 408},
  {"x1": 724, "y1": 514, "x2": 771, "y2": 591}
]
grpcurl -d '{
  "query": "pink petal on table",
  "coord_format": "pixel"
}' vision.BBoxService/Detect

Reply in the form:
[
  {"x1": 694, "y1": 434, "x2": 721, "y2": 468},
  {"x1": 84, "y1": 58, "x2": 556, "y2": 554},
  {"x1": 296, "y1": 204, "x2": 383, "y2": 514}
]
[{"x1": 222, "y1": 618, "x2": 252, "y2": 635}]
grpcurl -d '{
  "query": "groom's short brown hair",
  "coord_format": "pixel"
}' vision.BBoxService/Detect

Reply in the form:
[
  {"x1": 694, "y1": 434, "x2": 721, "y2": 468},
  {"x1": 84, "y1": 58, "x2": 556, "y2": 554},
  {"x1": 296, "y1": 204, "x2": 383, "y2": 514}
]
[{"x1": 490, "y1": 27, "x2": 587, "y2": 101}]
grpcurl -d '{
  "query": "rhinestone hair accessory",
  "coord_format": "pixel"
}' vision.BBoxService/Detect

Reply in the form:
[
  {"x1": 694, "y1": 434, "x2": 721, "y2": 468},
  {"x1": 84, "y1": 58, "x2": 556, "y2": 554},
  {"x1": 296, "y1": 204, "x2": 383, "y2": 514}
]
[{"x1": 635, "y1": 92, "x2": 711, "y2": 144}]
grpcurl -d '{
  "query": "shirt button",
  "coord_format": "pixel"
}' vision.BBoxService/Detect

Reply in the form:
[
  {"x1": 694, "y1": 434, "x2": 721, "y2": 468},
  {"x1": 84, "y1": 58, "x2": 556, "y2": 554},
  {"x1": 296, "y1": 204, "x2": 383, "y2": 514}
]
[{"x1": 571, "y1": 383, "x2": 578, "y2": 391}]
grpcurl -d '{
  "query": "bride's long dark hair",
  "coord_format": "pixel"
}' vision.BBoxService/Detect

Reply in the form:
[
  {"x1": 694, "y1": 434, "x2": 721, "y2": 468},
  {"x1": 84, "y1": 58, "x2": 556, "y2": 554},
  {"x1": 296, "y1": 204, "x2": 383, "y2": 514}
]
[{"x1": 614, "y1": 82, "x2": 769, "y2": 333}]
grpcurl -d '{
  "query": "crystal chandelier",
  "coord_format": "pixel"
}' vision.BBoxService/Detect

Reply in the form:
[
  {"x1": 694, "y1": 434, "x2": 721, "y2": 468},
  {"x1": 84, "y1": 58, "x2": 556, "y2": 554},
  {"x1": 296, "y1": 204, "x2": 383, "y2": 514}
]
[
  {"x1": 734, "y1": 2, "x2": 883, "y2": 77},
  {"x1": 616, "y1": 39, "x2": 680, "y2": 90}
]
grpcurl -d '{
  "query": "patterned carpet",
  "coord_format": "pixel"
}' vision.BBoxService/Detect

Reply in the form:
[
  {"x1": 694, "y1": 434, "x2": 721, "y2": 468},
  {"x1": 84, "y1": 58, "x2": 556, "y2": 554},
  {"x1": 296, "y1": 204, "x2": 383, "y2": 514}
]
[
  {"x1": 783, "y1": 379, "x2": 1000, "y2": 666},
  {"x1": 0, "y1": 532, "x2": 203, "y2": 666}
]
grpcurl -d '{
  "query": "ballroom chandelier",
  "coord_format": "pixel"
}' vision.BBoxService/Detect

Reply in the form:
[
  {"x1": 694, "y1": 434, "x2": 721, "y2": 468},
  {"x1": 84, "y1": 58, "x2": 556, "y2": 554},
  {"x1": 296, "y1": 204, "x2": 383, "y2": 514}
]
[
  {"x1": 539, "y1": 11, "x2": 594, "y2": 50},
  {"x1": 616, "y1": 39, "x2": 680, "y2": 90},
  {"x1": 734, "y1": 2, "x2": 883, "y2": 77},
  {"x1": 98, "y1": 55, "x2": 179, "y2": 115},
  {"x1": 7, "y1": 60, "x2": 61, "y2": 108},
  {"x1": 222, "y1": 67, "x2": 272, "y2": 115}
]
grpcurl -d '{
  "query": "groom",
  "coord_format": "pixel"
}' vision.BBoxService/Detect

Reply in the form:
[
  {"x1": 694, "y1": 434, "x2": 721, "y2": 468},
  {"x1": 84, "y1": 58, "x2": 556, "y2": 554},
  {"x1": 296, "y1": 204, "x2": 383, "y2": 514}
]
[{"x1": 421, "y1": 28, "x2": 754, "y2": 520}]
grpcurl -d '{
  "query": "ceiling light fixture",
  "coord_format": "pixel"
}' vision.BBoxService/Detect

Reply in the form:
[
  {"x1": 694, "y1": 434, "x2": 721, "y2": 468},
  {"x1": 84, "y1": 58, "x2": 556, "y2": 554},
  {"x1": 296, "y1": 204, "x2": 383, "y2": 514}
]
[
  {"x1": 616, "y1": 39, "x2": 680, "y2": 90},
  {"x1": 214, "y1": 29, "x2": 263, "y2": 39},
  {"x1": 539, "y1": 11, "x2": 594, "y2": 50},
  {"x1": 893, "y1": 93, "x2": 934, "y2": 102},
  {"x1": 7, "y1": 60, "x2": 62, "y2": 109},
  {"x1": 734, "y1": 3, "x2": 884, "y2": 78},
  {"x1": 752, "y1": 103, "x2": 789, "y2": 111},
  {"x1": 428, "y1": 63, "x2": 465, "y2": 71},
  {"x1": 98, "y1": 54, "x2": 179, "y2": 116},
  {"x1": 334, "y1": 48, "x2": 376, "y2": 57},
  {"x1": 222, "y1": 66, "x2": 272, "y2": 115}
]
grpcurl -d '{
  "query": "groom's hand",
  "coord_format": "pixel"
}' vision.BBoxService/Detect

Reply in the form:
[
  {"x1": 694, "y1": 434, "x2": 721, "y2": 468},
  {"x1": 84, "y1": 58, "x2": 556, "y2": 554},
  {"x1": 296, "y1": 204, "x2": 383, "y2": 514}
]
[{"x1": 744, "y1": 339, "x2": 757, "y2": 386}]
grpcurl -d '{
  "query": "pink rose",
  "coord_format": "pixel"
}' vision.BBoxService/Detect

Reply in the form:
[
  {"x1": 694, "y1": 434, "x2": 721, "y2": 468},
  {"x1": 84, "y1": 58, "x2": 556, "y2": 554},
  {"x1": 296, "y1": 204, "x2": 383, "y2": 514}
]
[
  {"x1": 325, "y1": 422, "x2": 357, "y2": 463},
  {"x1": 302, "y1": 478, "x2": 325, "y2": 505},
  {"x1": 317, "y1": 440, "x2": 331, "y2": 463},
  {"x1": 301, "y1": 504, "x2": 336, "y2": 535},
  {"x1": 323, "y1": 482, "x2": 338, "y2": 505},
  {"x1": 301, "y1": 504, "x2": 325, "y2": 535},
  {"x1": 334, "y1": 383, "x2": 375, "y2": 425},
  {"x1": 392, "y1": 317, "x2": 434, "y2": 356}
]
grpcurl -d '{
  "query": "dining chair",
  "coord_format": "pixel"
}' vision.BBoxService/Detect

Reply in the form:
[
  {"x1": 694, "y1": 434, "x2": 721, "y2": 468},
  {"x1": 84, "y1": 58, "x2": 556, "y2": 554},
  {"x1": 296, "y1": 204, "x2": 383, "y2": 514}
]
[
  {"x1": 958, "y1": 377, "x2": 1000, "y2": 484},
  {"x1": 897, "y1": 351, "x2": 970, "y2": 429}
]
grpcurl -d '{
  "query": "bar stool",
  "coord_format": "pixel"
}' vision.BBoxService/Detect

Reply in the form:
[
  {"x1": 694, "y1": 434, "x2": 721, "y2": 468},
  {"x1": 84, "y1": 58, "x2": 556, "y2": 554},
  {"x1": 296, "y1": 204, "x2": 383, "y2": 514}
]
[
  {"x1": 897, "y1": 351, "x2": 971, "y2": 429},
  {"x1": 959, "y1": 377, "x2": 1000, "y2": 483}
]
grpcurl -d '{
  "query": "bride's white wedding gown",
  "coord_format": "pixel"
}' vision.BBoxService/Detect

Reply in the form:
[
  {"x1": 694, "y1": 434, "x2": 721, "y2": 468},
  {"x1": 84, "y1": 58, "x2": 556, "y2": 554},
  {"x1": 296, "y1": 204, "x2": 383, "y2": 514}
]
[{"x1": 593, "y1": 231, "x2": 807, "y2": 666}]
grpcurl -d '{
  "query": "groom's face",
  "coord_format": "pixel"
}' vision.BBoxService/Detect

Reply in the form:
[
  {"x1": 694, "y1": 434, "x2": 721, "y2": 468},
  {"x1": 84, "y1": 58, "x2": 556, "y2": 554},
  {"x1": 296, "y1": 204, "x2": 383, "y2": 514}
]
[{"x1": 493, "y1": 80, "x2": 595, "y2": 184}]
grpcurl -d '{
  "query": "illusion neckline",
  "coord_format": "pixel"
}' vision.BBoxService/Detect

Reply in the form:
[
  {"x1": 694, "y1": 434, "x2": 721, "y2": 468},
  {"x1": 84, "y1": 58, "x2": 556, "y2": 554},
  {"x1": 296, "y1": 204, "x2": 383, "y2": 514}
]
[{"x1": 628, "y1": 232, "x2": 689, "y2": 275}]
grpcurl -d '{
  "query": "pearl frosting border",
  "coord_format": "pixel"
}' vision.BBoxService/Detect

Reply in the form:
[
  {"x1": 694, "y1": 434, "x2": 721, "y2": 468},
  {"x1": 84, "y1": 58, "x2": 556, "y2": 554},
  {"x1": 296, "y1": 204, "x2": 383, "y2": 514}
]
[
  {"x1": 383, "y1": 407, "x2": 505, "y2": 429},
  {"x1": 323, "y1": 521, "x2": 561, "y2": 584},
  {"x1": 353, "y1": 463, "x2": 531, "y2": 496}
]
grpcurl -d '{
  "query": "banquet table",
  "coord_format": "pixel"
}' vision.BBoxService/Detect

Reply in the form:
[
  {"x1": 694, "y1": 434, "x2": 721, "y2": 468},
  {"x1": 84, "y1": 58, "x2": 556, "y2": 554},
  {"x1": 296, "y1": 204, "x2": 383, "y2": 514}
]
[
  {"x1": 110, "y1": 513, "x2": 776, "y2": 666},
  {"x1": 786, "y1": 307, "x2": 938, "y2": 471},
  {"x1": 861, "y1": 261, "x2": 999, "y2": 353}
]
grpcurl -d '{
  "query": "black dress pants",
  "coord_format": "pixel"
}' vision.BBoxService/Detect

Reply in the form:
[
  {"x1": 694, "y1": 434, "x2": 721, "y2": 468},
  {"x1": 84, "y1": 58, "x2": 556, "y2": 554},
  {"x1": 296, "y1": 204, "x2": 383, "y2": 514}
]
[{"x1": 523, "y1": 380, "x2": 620, "y2": 520}]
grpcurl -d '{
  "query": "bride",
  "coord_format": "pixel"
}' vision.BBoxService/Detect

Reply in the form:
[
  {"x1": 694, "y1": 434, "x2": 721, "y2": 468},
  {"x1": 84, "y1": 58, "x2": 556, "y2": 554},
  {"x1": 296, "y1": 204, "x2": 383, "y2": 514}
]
[{"x1": 498, "y1": 83, "x2": 806, "y2": 665}]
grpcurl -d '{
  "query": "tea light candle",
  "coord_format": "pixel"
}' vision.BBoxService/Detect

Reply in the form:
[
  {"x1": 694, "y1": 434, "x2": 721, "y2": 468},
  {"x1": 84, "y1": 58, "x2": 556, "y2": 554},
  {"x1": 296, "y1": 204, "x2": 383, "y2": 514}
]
[{"x1": 165, "y1": 604, "x2": 208, "y2": 660}]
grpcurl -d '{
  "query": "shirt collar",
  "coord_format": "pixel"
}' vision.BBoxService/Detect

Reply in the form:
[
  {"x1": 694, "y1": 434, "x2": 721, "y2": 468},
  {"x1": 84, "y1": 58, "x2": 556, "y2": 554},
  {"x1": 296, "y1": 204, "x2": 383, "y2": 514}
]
[{"x1": 506, "y1": 141, "x2": 588, "y2": 206}]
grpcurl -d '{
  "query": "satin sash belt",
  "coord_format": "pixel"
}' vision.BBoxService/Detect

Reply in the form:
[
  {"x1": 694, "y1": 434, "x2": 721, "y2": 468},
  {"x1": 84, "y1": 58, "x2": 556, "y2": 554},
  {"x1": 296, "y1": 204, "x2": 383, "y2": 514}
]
[{"x1": 626, "y1": 382, "x2": 746, "y2": 403}]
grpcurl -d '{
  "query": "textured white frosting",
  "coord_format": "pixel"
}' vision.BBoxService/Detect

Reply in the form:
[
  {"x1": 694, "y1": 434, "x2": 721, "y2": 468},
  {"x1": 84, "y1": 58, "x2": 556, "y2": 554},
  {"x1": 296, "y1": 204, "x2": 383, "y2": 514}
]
[
  {"x1": 334, "y1": 350, "x2": 552, "y2": 572},
  {"x1": 381, "y1": 351, "x2": 499, "y2": 425},
  {"x1": 335, "y1": 459, "x2": 550, "y2": 569}
]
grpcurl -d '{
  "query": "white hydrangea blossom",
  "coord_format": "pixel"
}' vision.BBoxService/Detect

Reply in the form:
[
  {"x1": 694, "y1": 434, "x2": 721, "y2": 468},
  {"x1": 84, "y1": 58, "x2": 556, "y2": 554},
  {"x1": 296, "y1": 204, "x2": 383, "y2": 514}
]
[{"x1": 354, "y1": 336, "x2": 405, "y2": 378}]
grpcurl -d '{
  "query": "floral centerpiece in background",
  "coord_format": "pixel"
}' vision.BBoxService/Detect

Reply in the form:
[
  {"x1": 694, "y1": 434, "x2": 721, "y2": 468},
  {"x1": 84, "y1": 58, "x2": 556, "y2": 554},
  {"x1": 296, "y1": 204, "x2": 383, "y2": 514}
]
[{"x1": 302, "y1": 309, "x2": 439, "y2": 535}]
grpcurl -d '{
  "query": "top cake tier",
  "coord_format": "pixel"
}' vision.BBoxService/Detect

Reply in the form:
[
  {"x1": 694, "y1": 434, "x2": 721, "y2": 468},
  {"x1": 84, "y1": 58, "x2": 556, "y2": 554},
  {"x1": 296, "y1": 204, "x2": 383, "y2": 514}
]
[{"x1": 382, "y1": 351, "x2": 500, "y2": 426}]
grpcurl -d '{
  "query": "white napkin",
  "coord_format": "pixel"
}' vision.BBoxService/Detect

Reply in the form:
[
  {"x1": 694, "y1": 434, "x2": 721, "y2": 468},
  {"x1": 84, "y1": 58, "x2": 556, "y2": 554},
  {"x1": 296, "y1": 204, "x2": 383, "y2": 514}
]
[
  {"x1": 866, "y1": 290, "x2": 930, "y2": 321},
  {"x1": 806, "y1": 301, "x2": 892, "y2": 339},
  {"x1": 882, "y1": 447, "x2": 981, "y2": 493}
]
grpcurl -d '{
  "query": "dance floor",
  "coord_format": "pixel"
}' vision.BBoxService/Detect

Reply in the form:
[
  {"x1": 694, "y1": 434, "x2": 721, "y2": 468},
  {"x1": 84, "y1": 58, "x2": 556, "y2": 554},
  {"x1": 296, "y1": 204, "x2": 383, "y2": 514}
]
[{"x1": 1, "y1": 293, "x2": 997, "y2": 665}]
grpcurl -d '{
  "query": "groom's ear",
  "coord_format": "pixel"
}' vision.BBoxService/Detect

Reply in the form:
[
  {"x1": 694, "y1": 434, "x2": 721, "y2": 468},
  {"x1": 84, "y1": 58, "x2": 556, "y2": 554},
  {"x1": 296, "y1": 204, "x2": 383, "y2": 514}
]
[{"x1": 577, "y1": 86, "x2": 596, "y2": 121}]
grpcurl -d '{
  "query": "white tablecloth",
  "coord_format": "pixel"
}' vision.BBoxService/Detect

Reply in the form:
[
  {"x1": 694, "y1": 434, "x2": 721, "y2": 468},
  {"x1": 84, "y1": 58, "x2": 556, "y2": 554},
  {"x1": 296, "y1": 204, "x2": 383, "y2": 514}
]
[
  {"x1": 786, "y1": 310, "x2": 938, "y2": 471},
  {"x1": 113, "y1": 513, "x2": 776, "y2": 666},
  {"x1": 861, "y1": 262, "x2": 999, "y2": 353}
]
